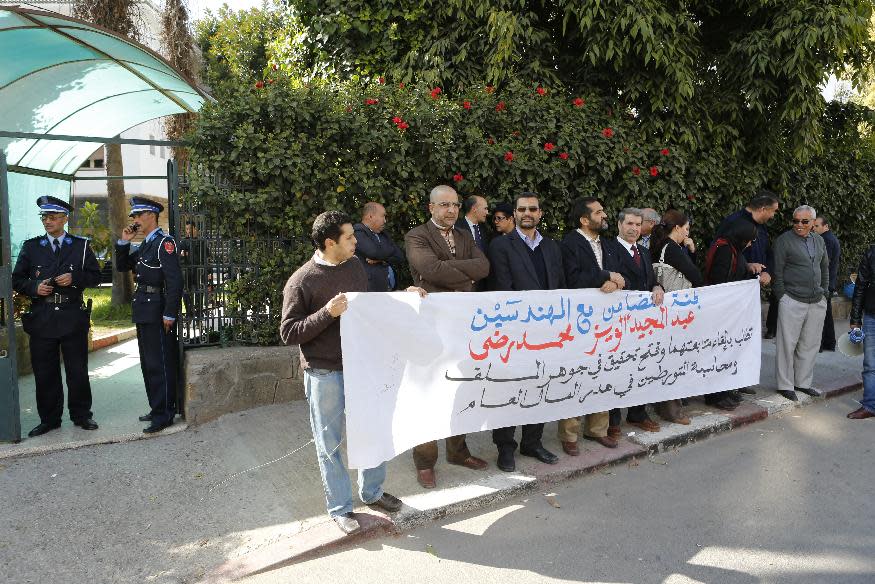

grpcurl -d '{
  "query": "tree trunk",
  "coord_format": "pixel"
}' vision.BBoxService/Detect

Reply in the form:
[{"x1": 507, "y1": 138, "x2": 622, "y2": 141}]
[{"x1": 106, "y1": 143, "x2": 133, "y2": 306}]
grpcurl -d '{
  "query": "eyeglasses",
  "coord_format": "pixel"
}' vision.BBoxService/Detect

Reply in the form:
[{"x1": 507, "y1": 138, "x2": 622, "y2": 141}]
[
  {"x1": 791, "y1": 218, "x2": 811, "y2": 225},
  {"x1": 516, "y1": 206, "x2": 540, "y2": 213},
  {"x1": 494, "y1": 215, "x2": 508, "y2": 222},
  {"x1": 434, "y1": 201, "x2": 461, "y2": 209},
  {"x1": 39, "y1": 214, "x2": 65, "y2": 221}
]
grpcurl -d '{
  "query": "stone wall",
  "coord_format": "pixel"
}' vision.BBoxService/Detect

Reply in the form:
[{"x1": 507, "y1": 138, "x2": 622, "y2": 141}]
[{"x1": 183, "y1": 345, "x2": 304, "y2": 425}]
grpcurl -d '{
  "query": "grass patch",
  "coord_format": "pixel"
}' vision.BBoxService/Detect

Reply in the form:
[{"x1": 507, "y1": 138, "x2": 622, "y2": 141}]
[{"x1": 85, "y1": 287, "x2": 132, "y2": 328}]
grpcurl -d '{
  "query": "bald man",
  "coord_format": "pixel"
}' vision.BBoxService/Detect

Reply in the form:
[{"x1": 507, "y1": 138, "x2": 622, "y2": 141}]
[{"x1": 354, "y1": 201, "x2": 405, "y2": 292}]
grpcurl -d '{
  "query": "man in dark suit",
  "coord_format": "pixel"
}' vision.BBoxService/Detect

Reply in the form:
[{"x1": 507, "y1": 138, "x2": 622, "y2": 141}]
[
  {"x1": 116, "y1": 197, "x2": 183, "y2": 434},
  {"x1": 405, "y1": 185, "x2": 491, "y2": 488},
  {"x1": 488, "y1": 192, "x2": 564, "y2": 471},
  {"x1": 455, "y1": 195, "x2": 490, "y2": 254},
  {"x1": 559, "y1": 197, "x2": 626, "y2": 451},
  {"x1": 814, "y1": 215, "x2": 840, "y2": 351},
  {"x1": 606, "y1": 208, "x2": 665, "y2": 434},
  {"x1": 354, "y1": 202, "x2": 405, "y2": 292},
  {"x1": 12, "y1": 196, "x2": 101, "y2": 437}
]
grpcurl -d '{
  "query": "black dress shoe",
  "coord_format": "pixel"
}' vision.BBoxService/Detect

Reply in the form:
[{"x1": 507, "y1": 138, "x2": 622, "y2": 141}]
[
  {"x1": 367, "y1": 492, "x2": 403, "y2": 513},
  {"x1": 764, "y1": 331, "x2": 776, "y2": 340},
  {"x1": 73, "y1": 418, "x2": 99, "y2": 431},
  {"x1": 138, "y1": 413, "x2": 153, "y2": 422},
  {"x1": 777, "y1": 390, "x2": 798, "y2": 402},
  {"x1": 795, "y1": 386, "x2": 820, "y2": 397},
  {"x1": 519, "y1": 445, "x2": 559, "y2": 464},
  {"x1": 28, "y1": 421, "x2": 61, "y2": 437},
  {"x1": 143, "y1": 420, "x2": 173, "y2": 434},
  {"x1": 738, "y1": 387, "x2": 757, "y2": 395},
  {"x1": 497, "y1": 449, "x2": 515, "y2": 472}
]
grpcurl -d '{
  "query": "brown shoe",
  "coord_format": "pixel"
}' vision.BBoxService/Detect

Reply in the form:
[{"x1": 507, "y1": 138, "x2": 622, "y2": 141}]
[
  {"x1": 607, "y1": 425, "x2": 621, "y2": 439},
  {"x1": 583, "y1": 434, "x2": 618, "y2": 448},
  {"x1": 416, "y1": 468, "x2": 436, "y2": 489},
  {"x1": 671, "y1": 416, "x2": 691, "y2": 425},
  {"x1": 449, "y1": 455, "x2": 489, "y2": 470},
  {"x1": 561, "y1": 441, "x2": 579, "y2": 456},
  {"x1": 630, "y1": 419, "x2": 660, "y2": 432},
  {"x1": 847, "y1": 407, "x2": 875, "y2": 419}
]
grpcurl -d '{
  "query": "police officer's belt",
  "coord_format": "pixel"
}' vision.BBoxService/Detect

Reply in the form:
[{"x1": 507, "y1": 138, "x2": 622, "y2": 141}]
[
  {"x1": 136, "y1": 285, "x2": 164, "y2": 294},
  {"x1": 40, "y1": 293, "x2": 76, "y2": 304}
]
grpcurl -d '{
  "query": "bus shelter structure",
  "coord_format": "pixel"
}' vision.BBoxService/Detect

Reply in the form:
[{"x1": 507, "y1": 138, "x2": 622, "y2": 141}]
[{"x1": 0, "y1": 6, "x2": 209, "y2": 442}]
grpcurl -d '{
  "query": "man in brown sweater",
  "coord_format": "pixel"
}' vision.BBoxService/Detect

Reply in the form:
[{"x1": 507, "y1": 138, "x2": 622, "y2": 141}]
[
  {"x1": 280, "y1": 210, "x2": 424, "y2": 534},
  {"x1": 404, "y1": 185, "x2": 491, "y2": 489}
]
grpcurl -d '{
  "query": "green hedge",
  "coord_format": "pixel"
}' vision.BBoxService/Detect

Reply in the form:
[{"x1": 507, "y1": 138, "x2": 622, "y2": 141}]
[{"x1": 189, "y1": 79, "x2": 875, "y2": 344}]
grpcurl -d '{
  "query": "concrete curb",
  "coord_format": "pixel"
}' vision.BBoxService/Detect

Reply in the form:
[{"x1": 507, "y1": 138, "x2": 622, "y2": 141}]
[
  {"x1": 0, "y1": 422, "x2": 187, "y2": 461},
  {"x1": 204, "y1": 375, "x2": 864, "y2": 582},
  {"x1": 89, "y1": 327, "x2": 137, "y2": 352}
]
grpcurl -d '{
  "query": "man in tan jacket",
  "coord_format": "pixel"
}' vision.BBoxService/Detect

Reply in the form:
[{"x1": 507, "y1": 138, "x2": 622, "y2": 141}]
[{"x1": 404, "y1": 185, "x2": 491, "y2": 488}]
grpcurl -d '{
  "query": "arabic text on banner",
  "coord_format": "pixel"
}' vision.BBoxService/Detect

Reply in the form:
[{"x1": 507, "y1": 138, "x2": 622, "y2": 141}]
[{"x1": 340, "y1": 279, "x2": 761, "y2": 469}]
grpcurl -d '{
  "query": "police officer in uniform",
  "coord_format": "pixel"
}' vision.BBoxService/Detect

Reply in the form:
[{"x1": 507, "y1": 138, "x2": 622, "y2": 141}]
[
  {"x1": 12, "y1": 196, "x2": 101, "y2": 437},
  {"x1": 115, "y1": 197, "x2": 182, "y2": 433}
]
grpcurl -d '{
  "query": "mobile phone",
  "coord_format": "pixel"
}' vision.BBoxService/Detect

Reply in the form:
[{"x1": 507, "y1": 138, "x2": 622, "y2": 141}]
[{"x1": 128, "y1": 223, "x2": 140, "y2": 233}]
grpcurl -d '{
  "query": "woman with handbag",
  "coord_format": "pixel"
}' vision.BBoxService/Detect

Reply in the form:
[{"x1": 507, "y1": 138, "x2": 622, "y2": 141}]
[
  {"x1": 650, "y1": 210, "x2": 704, "y2": 425},
  {"x1": 703, "y1": 219, "x2": 760, "y2": 410}
]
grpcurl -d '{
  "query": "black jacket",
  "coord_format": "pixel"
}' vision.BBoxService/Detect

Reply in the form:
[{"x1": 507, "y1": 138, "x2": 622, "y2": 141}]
[
  {"x1": 560, "y1": 230, "x2": 623, "y2": 288},
  {"x1": 607, "y1": 238, "x2": 658, "y2": 292},
  {"x1": 822, "y1": 230, "x2": 841, "y2": 293},
  {"x1": 455, "y1": 217, "x2": 491, "y2": 254},
  {"x1": 850, "y1": 244, "x2": 875, "y2": 325},
  {"x1": 488, "y1": 229, "x2": 565, "y2": 291},
  {"x1": 115, "y1": 230, "x2": 183, "y2": 324},
  {"x1": 353, "y1": 223, "x2": 405, "y2": 292},
  {"x1": 12, "y1": 233, "x2": 100, "y2": 338}
]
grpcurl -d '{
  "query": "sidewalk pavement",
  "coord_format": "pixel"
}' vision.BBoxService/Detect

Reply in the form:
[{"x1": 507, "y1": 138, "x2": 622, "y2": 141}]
[{"x1": 0, "y1": 322, "x2": 866, "y2": 584}]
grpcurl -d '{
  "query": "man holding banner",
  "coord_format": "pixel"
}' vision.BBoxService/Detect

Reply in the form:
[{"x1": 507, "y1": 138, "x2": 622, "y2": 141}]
[
  {"x1": 487, "y1": 192, "x2": 564, "y2": 470},
  {"x1": 404, "y1": 185, "x2": 491, "y2": 488}
]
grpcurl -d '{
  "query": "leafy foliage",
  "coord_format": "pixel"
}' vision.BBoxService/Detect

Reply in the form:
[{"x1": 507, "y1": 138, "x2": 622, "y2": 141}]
[{"x1": 189, "y1": 80, "x2": 875, "y2": 344}]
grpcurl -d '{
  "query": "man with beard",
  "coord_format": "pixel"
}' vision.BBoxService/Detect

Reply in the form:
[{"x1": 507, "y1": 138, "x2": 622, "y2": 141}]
[
  {"x1": 559, "y1": 197, "x2": 626, "y2": 450},
  {"x1": 487, "y1": 192, "x2": 564, "y2": 471}
]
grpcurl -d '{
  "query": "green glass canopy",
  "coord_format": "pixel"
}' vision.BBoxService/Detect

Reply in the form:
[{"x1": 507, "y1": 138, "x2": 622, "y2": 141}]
[{"x1": 0, "y1": 6, "x2": 209, "y2": 178}]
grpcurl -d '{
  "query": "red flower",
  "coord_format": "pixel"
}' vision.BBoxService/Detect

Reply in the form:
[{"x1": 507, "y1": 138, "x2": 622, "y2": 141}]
[
  {"x1": 453, "y1": 172, "x2": 464, "y2": 183},
  {"x1": 485, "y1": 85, "x2": 495, "y2": 93},
  {"x1": 660, "y1": 148, "x2": 670, "y2": 156},
  {"x1": 544, "y1": 142, "x2": 555, "y2": 152},
  {"x1": 572, "y1": 97, "x2": 584, "y2": 108},
  {"x1": 650, "y1": 166, "x2": 659, "y2": 176},
  {"x1": 495, "y1": 101, "x2": 506, "y2": 112},
  {"x1": 271, "y1": 64, "x2": 278, "y2": 71},
  {"x1": 487, "y1": 138, "x2": 495, "y2": 145},
  {"x1": 392, "y1": 116, "x2": 402, "y2": 124},
  {"x1": 512, "y1": 130, "x2": 520, "y2": 137},
  {"x1": 365, "y1": 98, "x2": 379, "y2": 105},
  {"x1": 398, "y1": 82, "x2": 405, "y2": 88},
  {"x1": 399, "y1": 122, "x2": 409, "y2": 130},
  {"x1": 632, "y1": 166, "x2": 641, "y2": 176},
  {"x1": 463, "y1": 100, "x2": 472, "y2": 110},
  {"x1": 379, "y1": 76, "x2": 385, "y2": 84},
  {"x1": 536, "y1": 86, "x2": 546, "y2": 96},
  {"x1": 268, "y1": 79, "x2": 275, "y2": 84},
  {"x1": 559, "y1": 152, "x2": 569, "y2": 160},
  {"x1": 254, "y1": 81, "x2": 264, "y2": 89},
  {"x1": 430, "y1": 87, "x2": 442, "y2": 99},
  {"x1": 504, "y1": 151, "x2": 514, "y2": 162},
  {"x1": 602, "y1": 127, "x2": 614, "y2": 138}
]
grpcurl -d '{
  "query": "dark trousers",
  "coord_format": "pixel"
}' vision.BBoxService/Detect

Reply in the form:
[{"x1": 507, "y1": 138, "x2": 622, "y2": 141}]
[
  {"x1": 822, "y1": 294, "x2": 836, "y2": 350},
  {"x1": 29, "y1": 329, "x2": 92, "y2": 424},
  {"x1": 766, "y1": 291, "x2": 779, "y2": 335},
  {"x1": 609, "y1": 405, "x2": 649, "y2": 427},
  {"x1": 412, "y1": 436, "x2": 471, "y2": 470},
  {"x1": 493, "y1": 423, "x2": 544, "y2": 453},
  {"x1": 136, "y1": 322, "x2": 177, "y2": 425}
]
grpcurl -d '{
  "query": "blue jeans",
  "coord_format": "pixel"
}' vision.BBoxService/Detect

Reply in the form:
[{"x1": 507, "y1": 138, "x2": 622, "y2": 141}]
[
  {"x1": 304, "y1": 368, "x2": 386, "y2": 517},
  {"x1": 861, "y1": 314, "x2": 875, "y2": 414}
]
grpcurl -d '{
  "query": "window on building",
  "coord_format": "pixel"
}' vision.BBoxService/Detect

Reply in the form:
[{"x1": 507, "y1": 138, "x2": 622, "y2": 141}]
[
  {"x1": 93, "y1": 158, "x2": 104, "y2": 168},
  {"x1": 149, "y1": 135, "x2": 156, "y2": 155},
  {"x1": 80, "y1": 159, "x2": 91, "y2": 169}
]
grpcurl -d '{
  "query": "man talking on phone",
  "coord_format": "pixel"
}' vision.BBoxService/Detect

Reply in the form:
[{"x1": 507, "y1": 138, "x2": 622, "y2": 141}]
[{"x1": 115, "y1": 197, "x2": 183, "y2": 433}]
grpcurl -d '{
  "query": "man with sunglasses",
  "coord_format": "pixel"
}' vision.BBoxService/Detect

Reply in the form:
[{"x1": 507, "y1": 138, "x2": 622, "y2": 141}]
[
  {"x1": 487, "y1": 192, "x2": 564, "y2": 471},
  {"x1": 404, "y1": 185, "x2": 491, "y2": 488},
  {"x1": 115, "y1": 197, "x2": 183, "y2": 433},
  {"x1": 12, "y1": 196, "x2": 102, "y2": 437},
  {"x1": 772, "y1": 205, "x2": 829, "y2": 402}
]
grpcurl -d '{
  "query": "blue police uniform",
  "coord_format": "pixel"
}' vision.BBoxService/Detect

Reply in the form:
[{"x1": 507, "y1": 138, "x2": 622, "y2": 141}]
[
  {"x1": 115, "y1": 197, "x2": 183, "y2": 431},
  {"x1": 12, "y1": 196, "x2": 101, "y2": 435}
]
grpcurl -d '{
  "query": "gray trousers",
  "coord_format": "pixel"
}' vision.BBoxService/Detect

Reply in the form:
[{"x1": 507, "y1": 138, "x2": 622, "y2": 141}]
[{"x1": 776, "y1": 295, "x2": 827, "y2": 392}]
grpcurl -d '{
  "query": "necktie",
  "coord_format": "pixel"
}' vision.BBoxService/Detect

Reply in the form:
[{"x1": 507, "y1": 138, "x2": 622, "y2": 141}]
[
  {"x1": 632, "y1": 244, "x2": 641, "y2": 267},
  {"x1": 53, "y1": 239, "x2": 60, "y2": 256},
  {"x1": 473, "y1": 224, "x2": 484, "y2": 251}
]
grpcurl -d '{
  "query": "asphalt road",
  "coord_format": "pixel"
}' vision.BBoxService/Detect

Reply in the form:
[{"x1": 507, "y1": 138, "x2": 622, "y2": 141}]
[{"x1": 242, "y1": 392, "x2": 875, "y2": 584}]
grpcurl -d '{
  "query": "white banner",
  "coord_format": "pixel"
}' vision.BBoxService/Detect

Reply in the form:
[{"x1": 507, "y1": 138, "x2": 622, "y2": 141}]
[{"x1": 341, "y1": 279, "x2": 761, "y2": 469}]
